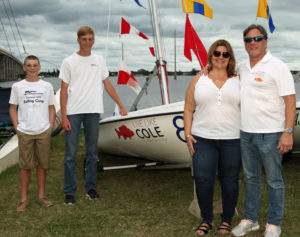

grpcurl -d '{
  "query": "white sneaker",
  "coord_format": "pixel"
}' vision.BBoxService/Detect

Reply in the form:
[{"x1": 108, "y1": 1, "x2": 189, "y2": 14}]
[
  {"x1": 232, "y1": 219, "x2": 260, "y2": 236},
  {"x1": 264, "y1": 224, "x2": 281, "y2": 237}
]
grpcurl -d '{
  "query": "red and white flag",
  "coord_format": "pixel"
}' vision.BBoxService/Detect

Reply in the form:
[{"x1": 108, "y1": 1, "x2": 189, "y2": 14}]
[
  {"x1": 118, "y1": 60, "x2": 141, "y2": 95},
  {"x1": 113, "y1": 61, "x2": 141, "y2": 116},
  {"x1": 120, "y1": 17, "x2": 155, "y2": 57}
]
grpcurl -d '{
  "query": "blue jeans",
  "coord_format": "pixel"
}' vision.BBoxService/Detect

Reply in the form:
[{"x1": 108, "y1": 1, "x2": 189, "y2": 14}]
[
  {"x1": 64, "y1": 113, "x2": 100, "y2": 195},
  {"x1": 240, "y1": 131, "x2": 284, "y2": 226},
  {"x1": 193, "y1": 136, "x2": 241, "y2": 223}
]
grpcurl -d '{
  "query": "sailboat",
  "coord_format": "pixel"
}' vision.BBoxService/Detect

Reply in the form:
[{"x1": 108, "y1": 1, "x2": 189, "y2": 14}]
[
  {"x1": 97, "y1": 0, "x2": 191, "y2": 164},
  {"x1": 98, "y1": 0, "x2": 300, "y2": 164}
]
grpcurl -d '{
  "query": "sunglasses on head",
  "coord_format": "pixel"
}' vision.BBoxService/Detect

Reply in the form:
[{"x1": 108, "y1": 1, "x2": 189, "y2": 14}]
[
  {"x1": 244, "y1": 35, "x2": 266, "y2": 43},
  {"x1": 213, "y1": 50, "x2": 231, "y2": 58}
]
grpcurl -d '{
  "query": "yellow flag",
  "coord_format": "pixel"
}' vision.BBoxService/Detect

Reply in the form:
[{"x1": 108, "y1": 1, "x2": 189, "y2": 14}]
[{"x1": 257, "y1": 0, "x2": 268, "y2": 19}]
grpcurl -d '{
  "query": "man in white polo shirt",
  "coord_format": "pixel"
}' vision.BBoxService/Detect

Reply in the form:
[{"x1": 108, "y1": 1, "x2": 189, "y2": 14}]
[{"x1": 232, "y1": 25, "x2": 296, "y2": 237}]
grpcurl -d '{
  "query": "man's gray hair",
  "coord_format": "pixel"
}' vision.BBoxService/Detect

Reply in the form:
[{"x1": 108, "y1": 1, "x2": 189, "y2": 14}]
[{"x1": 243, "y1": 24, "x2": 268, "y2": 39}]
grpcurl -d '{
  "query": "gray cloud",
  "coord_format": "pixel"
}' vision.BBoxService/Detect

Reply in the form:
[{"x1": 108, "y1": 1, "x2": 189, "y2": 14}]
[{"x1": 0, "y1": 0, "x2": 299, "y2": 71}]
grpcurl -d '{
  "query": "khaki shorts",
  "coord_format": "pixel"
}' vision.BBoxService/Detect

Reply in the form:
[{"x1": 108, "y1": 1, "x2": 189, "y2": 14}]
[{"x1": 17, "y1": 127, "x2": 52, "y2": 170}]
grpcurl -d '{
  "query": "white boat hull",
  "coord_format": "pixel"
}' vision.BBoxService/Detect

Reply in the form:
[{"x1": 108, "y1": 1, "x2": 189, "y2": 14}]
[
  {"x1": 98, "y1": 101, "x2": 191, "y2": 164},
  {"x1": 99, "y1": 101, "x2": 300, "y2": 163},
  {"x1": 0, "y1": 135, "x2": 19, "y2": 174}
]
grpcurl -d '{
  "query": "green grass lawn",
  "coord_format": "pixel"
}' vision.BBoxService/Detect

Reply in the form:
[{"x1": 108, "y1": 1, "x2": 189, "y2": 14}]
[{"x1": 0, "y1": 134, "x2": 299, "y2": 236}]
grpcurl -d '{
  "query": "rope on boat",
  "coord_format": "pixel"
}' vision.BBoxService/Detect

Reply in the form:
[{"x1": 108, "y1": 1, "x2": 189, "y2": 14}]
[{"x1": 105, "y1": 0, "x2": 112, "y2": 63}]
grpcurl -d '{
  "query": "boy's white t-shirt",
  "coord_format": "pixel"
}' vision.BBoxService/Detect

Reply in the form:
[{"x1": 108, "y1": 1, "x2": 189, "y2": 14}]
[
  {"x1": 59, "y1": 53, "x2": 109, "y2": 115},
  {"x1": 9, "y1": 79, "x2": 54, "y2": 135}
]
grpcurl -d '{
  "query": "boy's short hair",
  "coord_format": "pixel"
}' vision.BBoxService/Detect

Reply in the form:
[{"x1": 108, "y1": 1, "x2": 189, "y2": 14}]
[
  {"x1": 77, "y1": 26, "x2": 95, "y2": 38},
  {"x1": 24, "y1": 55, "x2": 40, "y2": 65}
]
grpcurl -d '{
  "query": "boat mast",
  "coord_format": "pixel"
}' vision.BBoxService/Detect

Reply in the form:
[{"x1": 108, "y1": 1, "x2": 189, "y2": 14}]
[
  {"x1": 174, "y1": 30, "x2": 177, "y2": 80},
  {"x1": 148, "y1": 0, "x2": 170, "y2": 105},
  {"x1": 121, "y1": 43, "x2": 124, "y2": 61}
]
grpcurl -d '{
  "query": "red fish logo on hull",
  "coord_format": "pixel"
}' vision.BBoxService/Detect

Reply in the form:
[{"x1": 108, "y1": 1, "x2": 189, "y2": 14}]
[{"x1": 115, "y1": 125, "x2": 135, "y2": 139}]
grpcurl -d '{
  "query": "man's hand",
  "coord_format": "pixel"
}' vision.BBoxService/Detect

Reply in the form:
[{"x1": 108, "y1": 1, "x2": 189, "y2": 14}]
[
  {"x1": 61, "y1": 116, "x2": 71, "y2": 131},
  {"x1": 277, "y1": 132, "x2": 293, "y2": 155},
  {"x1": 198, "y1": 64, "x2": 209, "y2": 76}
]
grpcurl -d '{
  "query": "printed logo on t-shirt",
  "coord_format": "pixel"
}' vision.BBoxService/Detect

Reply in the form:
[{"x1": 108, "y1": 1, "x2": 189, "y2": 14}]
[
  {"x1": 24, "y1": 90, "x2": 43, "y2": 95},
  {"x1": 90, "y1": 63, "x2": 99, "y2": 67},
  {"x1": 23, "y1": 90, "x2": 46, "y2": 104}
]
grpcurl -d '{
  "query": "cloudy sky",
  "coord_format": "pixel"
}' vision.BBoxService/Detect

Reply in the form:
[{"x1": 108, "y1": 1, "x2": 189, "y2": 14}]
[{"x1": 0, "y1": 0, "x2": 299, "y2": 72}]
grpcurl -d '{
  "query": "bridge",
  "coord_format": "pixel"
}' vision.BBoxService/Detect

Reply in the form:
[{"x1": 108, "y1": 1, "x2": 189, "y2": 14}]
[{"x1": 0, "y1": 48, "x2": 23, "y2": 82}]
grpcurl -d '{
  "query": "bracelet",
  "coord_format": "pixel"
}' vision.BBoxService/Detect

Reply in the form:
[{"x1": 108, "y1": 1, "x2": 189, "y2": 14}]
[{"x1": 186, "y1": 134, "x2": 192, "y2": 139}]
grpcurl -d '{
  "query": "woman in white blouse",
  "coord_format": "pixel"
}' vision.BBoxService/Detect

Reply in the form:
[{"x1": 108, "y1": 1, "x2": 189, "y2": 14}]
[{"x1": 184, "y1": 39, "x2": 241, "y2": 236}]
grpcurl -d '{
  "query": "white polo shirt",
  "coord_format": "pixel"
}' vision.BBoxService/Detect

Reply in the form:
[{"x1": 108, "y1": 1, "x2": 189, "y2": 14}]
[
  {"x1": 59, "y1": 53, "x2": 109, "y2": 115},
  {"x1": 239, "y1": 51, "x2": 295, "y2": 133}
]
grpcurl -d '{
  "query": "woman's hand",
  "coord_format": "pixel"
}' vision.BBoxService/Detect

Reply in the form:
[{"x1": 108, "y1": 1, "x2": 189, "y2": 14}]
[{"x1": 186, "y1": 135, "x2": 197, "y2": 156}]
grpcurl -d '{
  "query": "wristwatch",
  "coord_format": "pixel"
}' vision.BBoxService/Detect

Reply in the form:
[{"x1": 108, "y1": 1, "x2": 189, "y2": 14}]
[{"x1": 283, "y1": 128, "x2": 293, "y2": 134}]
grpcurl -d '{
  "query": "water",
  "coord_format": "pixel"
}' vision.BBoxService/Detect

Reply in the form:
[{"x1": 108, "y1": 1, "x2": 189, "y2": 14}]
[
  {"x1": 43, "y1": 77, "x2": 61, "y2": 92},
  {"x1": 43, "y1": 75, "x2": 193, "y2": 118},
  {"x1": 44, "y1": 73, "x2": 300, "y2": 119}
]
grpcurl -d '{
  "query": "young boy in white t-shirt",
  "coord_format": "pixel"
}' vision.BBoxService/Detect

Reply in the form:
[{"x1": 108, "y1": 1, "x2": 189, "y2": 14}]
[{"x1": 9, "y1": 55, "x2": 56, "y2": 212}]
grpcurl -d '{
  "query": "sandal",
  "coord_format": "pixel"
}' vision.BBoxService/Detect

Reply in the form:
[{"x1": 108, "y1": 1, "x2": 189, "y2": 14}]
[
  {"x1": 38, "y1": 197, "x2": 54, "y2": 208},
  {"x1": 217, "y1": 221, "x2": 231, "y2": 235},
  {"x1": 195, "y1": 222, "x2": 212, "y2": 236},
  {"x1": 16, "y1": 200, "x2": 28, "y2": 212}
]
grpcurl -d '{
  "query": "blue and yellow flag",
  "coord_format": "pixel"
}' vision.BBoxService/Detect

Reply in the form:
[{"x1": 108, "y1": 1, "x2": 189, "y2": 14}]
[
  {"x1": 182, "y1": 0, "x2": 213, "y2": 19},
  {"x1": 257, "y1": 0, "x2": 275, "y2": 33}
]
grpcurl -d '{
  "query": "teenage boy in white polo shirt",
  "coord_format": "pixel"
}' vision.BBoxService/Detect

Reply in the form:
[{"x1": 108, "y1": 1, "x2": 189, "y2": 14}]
[
  {"x1": 232, "y1": 25, "x2": 296, "y2": 237},
  {"x1": 59, "y1": 26, "x2": 127, "y2": 205}
]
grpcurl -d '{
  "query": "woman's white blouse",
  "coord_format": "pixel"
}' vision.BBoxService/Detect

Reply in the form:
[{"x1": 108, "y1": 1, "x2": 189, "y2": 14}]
[{"x1": 191, "y1": 75, "x2": 240, "y2": 139}]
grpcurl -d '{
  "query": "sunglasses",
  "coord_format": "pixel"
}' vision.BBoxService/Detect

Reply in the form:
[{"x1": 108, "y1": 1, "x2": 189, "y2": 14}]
[
  {"x1": 213, "y1": 50, "x2": 231, "y2": 58},
  {"x1": 244, "y1": 35, "x2": 266, "y2": 43}
]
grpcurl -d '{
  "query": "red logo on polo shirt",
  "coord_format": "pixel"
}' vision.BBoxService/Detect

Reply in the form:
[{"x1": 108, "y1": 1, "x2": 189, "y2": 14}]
[{"x1": 254, "y1": 77, "x2": 263, "y2": 82}]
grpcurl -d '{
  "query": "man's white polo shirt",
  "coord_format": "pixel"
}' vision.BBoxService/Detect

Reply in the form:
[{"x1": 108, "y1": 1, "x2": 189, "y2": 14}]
[{"x1": 239, "y1": 51, "x2": 295, "y2": 133}]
